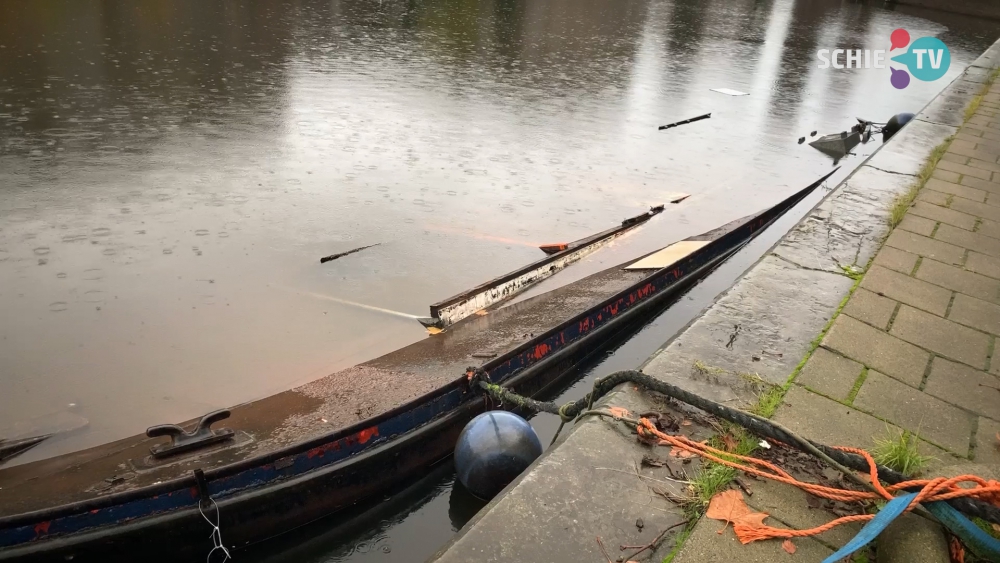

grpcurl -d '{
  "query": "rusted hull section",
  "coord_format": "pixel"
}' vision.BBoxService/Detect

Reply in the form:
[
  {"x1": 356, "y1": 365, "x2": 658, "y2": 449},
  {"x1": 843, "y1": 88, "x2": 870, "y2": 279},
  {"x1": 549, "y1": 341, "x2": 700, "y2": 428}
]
[
  {"x1": 427, "y1": 205, "x2": 666, "y2": 327},
  {"x1": 0, "y1": 171, "x2": 834, "y2": 562}
]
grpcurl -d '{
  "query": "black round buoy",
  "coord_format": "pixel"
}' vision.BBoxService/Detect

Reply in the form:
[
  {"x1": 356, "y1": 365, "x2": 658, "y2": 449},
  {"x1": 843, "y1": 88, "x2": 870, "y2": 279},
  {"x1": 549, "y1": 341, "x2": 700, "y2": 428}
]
[
  {"x1": 454, "y1": 411, "x2": 542, "y2": 499},
  {"x1": 883, "y1": 112, "x2": 915, "y2": 141}
]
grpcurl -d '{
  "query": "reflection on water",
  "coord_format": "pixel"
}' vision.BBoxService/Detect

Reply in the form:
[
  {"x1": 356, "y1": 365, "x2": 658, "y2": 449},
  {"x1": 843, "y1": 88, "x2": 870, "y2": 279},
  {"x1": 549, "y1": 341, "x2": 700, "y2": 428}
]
[{"x1": 0, "y1": 0, "x2": 997, "y2": 551}]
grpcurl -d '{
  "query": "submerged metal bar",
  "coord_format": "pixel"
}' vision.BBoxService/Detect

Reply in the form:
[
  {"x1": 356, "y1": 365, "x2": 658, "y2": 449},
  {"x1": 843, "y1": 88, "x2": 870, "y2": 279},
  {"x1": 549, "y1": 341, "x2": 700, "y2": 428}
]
[{"x1": 658, "y1": 113, "x2": 711, "y2": 130}]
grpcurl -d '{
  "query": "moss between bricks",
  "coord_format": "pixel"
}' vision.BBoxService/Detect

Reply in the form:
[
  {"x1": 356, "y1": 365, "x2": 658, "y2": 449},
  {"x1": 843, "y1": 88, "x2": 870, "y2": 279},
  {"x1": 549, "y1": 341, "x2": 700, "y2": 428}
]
[
  {"x1": 963, "y1": 67, "x2": 1000, "y2": 123},
  {"x1": 888, "y1": 137, "x2": 953, "y2": 229},
  {"x1": 889, "y1": 66, "x2": 1000, "y2": 229}
]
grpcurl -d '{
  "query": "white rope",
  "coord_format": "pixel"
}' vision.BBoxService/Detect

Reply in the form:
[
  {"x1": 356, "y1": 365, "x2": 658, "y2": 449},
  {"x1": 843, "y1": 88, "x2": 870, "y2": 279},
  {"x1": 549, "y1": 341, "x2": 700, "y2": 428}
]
[{"x1": 198, "y1": 499, "x2": 231, "y2": 563}]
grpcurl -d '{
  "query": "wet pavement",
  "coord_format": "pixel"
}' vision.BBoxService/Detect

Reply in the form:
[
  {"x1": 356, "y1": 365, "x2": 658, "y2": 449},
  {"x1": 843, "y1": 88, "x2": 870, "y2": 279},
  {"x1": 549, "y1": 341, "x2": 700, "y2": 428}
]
[{"x1": 0, "y1": 0, "x2": 998, "y2": 559}]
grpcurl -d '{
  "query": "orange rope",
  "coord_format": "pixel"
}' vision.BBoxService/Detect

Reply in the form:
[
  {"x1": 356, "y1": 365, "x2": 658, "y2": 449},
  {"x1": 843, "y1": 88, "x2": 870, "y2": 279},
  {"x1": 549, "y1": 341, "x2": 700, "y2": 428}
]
[{"x1": 636, "y1": 418, "x2": 1000, "y2": 544}]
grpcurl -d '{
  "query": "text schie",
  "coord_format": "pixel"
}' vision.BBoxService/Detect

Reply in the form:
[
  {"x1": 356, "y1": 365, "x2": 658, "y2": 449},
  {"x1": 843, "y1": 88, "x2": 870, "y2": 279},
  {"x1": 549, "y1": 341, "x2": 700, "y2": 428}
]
[{"x1": 817, "y1": 49, "x2": 946, "y2": 69}]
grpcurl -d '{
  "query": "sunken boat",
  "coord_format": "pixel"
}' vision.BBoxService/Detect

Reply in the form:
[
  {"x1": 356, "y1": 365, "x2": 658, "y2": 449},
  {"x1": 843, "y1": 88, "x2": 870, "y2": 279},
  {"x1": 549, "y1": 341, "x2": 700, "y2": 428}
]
[{"x1": 0, "y1": 170, "x2": 835, "y2": 562}]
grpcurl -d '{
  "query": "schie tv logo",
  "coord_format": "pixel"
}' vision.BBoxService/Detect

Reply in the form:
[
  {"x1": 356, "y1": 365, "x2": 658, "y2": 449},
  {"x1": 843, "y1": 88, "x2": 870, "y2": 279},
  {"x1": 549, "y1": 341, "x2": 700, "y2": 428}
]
[{"x1": 817, "y1": 28, "x2": 950, "y2": 89}]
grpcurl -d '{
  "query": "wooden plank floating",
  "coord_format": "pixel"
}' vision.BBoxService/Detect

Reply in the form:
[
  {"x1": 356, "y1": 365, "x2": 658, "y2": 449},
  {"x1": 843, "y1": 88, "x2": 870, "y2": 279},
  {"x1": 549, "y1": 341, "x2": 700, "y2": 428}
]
[
  {"x1": 625, "y1": 240, "x2": 710, "y2": 270},
  {"x1": 421, "y1": 200, "x2": 687, "y2": 328}
]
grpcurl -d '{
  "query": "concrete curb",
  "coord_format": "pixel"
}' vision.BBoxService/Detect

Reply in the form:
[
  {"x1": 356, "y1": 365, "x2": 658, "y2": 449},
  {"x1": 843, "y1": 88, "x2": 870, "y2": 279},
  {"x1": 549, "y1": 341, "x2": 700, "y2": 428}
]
[{"x1": 429, "y1": 38, "x2": 1000, "y2": 563}]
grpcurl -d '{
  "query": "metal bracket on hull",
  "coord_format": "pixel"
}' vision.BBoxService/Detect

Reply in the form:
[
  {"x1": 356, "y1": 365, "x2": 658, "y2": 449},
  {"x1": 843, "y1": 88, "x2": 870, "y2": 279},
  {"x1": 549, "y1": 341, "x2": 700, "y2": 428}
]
[{"x1": 146, "y1": 410, "x2": 235, "y2": 459}]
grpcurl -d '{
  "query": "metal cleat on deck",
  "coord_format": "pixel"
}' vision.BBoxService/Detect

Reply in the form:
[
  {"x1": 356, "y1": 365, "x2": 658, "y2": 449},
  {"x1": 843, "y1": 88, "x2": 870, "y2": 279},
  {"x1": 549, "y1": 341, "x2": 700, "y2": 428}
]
[{"x1": 146, "y1": 409, "x2": 235, "y2": 459}]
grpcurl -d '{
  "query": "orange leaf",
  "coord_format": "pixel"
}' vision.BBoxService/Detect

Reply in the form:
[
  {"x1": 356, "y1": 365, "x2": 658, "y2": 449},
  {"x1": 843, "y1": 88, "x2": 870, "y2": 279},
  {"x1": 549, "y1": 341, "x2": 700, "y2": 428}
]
[
  {"x1": 721, "y1": 433, "x2": 739, "y2": 452},
  {"x1": 950, "y1": 535, "x2": 965, "y2": 563},
  {"x1": 608, "y1": 407, "x2": 631, "y2": 419},
  {"x1": 706, "y1": 490, "x2": 750, "y2": 524},
  {"x1": 668, "y1": 447, "x2": 695, "y2": 459},
  {"x1": 736, "y1": 512, "x2": 769, "y2": 528},
  {"x1": 782, "y1": 539, "x2": 796, "y2": 554},
  {"x1": 706, "y1": 490, "x2": 769, "y2": 533}
]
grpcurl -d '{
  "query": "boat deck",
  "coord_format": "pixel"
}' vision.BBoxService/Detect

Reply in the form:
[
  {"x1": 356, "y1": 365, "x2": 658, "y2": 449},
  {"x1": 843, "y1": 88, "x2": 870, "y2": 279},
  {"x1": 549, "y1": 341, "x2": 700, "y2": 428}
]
[{"x1": 0, "y1": 263, "x2": 651, "y2": 516}]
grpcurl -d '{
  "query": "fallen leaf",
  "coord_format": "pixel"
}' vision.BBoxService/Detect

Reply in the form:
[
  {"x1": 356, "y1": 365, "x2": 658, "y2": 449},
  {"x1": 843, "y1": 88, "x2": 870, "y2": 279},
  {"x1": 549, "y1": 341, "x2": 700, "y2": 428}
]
[
  {"x1": 706, "y1": 490, "x2": 769, "y2": 533},
  {"x1": 641, "y1": 455, "x2": 668, "y2": 468},
  {"x1": 474, "y1": 310, "x2": 488, "y2": 316},
  {"x1": 738, "y1": 512, "x2": 768, "y2": 528},
  {"x1": 668, "y1": 447, "x2": 695, "y2": 459},
  {"x1": 707, "y1": 490, "x2": 751, "y2": 525},
  {"x1": 950, "y1": 535, "x2": 965, "y2": 563},
  {"x1": 721, "y1": 433, "x2": 739, "y2": 452},
  {"x1": 426, "y1": 326, "x2": 443, "y2": 335},
  {"x1": 782, "y1": 539, "x2": 796, "y2": 554},
  {"x1": 608, "y1": 407, "x2": 631, "y2": 419},
  {"x1": 992, "y1": 522, "x2": 1000, "y2": 535},
  {"x1": 681, "y1": 419, "x2": 692, "y2": 427}
]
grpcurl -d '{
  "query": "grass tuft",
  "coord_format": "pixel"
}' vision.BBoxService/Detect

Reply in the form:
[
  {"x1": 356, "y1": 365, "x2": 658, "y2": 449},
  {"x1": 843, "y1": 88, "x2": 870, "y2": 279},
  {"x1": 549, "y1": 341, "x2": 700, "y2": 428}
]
[
  {"x1": 692, "y1": 360, "x2": 726, "y2": 377},
  {"x1": 750, "y1": 384, "x2": 784, "y2": 418},
  {"x1": 972, "y1": 516, "x2": 1000, "y2": 541},
  {"x1": 964, "y1": 67, "x2": 1000, "y2": 122},
  {"x1": 888, "y1": 137, "x2": 953, "y2": 229},
  {"x1": 661, "y1": 520, "x2": 698, "y2": 563},
  {"x1": 873, "y1": 429, "x2": 932, "y2": 477}
]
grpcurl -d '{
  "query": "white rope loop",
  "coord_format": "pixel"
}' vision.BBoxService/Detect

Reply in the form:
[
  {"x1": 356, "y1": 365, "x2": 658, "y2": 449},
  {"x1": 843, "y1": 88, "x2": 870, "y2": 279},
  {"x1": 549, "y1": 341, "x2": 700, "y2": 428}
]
[{"x1": 198, "y1": 498, "x2": 231, "y2": 563}]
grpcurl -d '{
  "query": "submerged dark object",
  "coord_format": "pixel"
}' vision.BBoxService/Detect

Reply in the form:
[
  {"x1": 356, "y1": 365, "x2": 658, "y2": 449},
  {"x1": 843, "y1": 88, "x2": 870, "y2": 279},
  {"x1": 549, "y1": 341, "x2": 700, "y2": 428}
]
[
  {"x1": 538, "y1": 202, "x2": 677, "y2": 256},
  {"x1": 809, "y1": 130, "x2": 861, "y2": 157},
  {"x1": 454, "y1": 411, "x2": 541, "y2": 499},
  {"x1": 883, "y1": 112, "x2": 915, "y2": 141},
  {"x1": 319, "y1": 243, "x2": 379, "y2": 264},
  {"x1": 658, "y1": 113, "x2": 711, "y2": 130},
  {"x1": 0, "y1": 436, "x2": 50, "y2": 464},
  {"x1": 0, "y1": 170, "x2": 837, "y2": 563}
]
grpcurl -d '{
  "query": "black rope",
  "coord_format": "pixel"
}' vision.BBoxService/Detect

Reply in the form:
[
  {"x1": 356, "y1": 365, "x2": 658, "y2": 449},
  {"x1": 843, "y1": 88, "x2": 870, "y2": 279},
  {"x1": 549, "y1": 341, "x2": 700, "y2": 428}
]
[{"x1": 474, "y1": 369, "x2": 1000, "y2": 525}]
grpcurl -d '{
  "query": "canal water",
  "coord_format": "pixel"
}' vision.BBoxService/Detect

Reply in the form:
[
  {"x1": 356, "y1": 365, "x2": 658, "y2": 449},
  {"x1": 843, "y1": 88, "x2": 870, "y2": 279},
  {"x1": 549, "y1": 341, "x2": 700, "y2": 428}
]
[{"x1": 0, "y1": 0, "x2": 997, "y2": 559}]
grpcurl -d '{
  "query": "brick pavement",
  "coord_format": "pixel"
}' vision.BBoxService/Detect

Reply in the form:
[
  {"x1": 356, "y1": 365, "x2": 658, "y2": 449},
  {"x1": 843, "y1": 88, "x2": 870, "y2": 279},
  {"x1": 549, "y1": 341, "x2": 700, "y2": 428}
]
[{"x1": 784, "y1": 84, "x2": 1000, "y2": 469}]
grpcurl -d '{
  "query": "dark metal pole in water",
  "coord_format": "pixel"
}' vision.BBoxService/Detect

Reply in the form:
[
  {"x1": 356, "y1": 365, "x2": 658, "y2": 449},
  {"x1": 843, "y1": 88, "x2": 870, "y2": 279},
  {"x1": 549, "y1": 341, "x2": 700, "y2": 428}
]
[
  {"x1": 658, "y1": 113, "x2": 711, "y2": 130},
  {"x1": 319, "y1": 243, "x2": 380, "y2": 264}
]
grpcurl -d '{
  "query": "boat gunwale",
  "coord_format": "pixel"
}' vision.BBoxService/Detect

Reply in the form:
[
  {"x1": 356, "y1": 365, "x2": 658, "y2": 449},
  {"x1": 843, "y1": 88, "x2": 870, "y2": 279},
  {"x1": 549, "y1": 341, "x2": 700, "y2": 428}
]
[
  {"x1": 0, "y1": 169, "x2": 835, "y2": 537},
  {"x1": 427, "y1": 207, "x2": 660, "y2": 315}
]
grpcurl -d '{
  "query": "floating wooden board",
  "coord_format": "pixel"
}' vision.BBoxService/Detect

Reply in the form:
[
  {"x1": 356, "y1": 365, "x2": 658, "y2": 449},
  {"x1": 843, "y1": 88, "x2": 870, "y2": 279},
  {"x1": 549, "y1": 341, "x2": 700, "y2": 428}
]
[
  {"x1": 625, "y1": 240, "x2": 711, "y2": 270},
  {"x1": 711, "y1": 88, "x2": 748, "y2": 96}
]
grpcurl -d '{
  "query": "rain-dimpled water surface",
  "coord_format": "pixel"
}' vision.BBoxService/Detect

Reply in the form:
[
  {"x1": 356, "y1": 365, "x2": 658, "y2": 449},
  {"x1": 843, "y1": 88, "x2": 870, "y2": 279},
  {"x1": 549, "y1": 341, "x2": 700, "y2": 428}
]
[{"x1": 0, "y1": 0, "x2": 996, "y2": 472}]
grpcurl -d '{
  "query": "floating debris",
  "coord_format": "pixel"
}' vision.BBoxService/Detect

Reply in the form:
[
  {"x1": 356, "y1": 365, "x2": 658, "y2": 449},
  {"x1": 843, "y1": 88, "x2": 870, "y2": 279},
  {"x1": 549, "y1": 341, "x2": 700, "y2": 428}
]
[
  {"x1": 711, "y1": 88, "x2": 748, "y2": 96},
  {"x1": 658, "y1": 113, "x2": 711, "y2": 130},
  {"x1": 319, "y1": 243, "x2": 380, "y2": 264},
  {"x1": 809, "y1": 131, "x2": 861, "y2": 156}
]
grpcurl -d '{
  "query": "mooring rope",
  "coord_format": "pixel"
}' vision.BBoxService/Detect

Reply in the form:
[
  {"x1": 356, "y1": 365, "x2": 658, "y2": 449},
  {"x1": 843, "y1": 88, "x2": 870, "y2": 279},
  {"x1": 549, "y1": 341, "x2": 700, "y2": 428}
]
[{"x1": 467, "y1": 368, "x2": 1000, "y2": 526}]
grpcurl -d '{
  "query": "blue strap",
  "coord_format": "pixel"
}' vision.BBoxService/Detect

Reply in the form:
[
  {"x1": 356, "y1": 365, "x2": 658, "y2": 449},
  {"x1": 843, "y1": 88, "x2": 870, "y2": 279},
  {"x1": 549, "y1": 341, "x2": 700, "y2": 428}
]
[
  {"x1": 820, "y1": 492, "x2": 916, "y2": 563},
  {"x1": 925, "y1": 500, "x2": 1000, "y2": 561}
]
